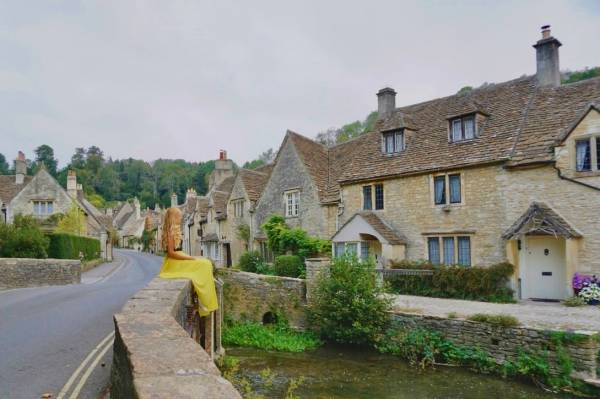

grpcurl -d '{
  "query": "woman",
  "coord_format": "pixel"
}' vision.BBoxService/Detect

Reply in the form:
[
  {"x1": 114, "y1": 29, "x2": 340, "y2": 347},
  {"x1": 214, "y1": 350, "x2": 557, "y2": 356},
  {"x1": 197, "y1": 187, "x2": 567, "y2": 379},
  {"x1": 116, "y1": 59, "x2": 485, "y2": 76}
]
[{"x1": 159, "y1": 207, "x2": 218, "y2": 316}]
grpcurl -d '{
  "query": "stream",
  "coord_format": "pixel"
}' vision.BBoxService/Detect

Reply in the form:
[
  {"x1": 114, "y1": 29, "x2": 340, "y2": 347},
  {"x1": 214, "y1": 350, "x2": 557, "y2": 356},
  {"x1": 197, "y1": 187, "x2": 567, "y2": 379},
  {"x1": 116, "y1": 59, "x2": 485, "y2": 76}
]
[{"x1": 227, "y1": 346, "x2": 571, "y2": 399}]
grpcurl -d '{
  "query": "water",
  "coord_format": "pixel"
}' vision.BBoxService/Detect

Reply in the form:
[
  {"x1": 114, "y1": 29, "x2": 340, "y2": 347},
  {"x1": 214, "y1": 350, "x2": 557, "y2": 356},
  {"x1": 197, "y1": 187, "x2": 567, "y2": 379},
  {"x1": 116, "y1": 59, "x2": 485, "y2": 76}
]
[{"x1": 227, "y1": 346, "x2": 570, "y2": 399}]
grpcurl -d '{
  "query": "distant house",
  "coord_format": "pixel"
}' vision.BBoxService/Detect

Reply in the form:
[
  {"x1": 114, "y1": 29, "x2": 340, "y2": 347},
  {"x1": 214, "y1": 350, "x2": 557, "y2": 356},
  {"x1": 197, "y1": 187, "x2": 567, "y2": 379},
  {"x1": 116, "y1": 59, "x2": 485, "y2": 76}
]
[{"x1": 0, "y1": 152, "x2": 112, "y2": 260}]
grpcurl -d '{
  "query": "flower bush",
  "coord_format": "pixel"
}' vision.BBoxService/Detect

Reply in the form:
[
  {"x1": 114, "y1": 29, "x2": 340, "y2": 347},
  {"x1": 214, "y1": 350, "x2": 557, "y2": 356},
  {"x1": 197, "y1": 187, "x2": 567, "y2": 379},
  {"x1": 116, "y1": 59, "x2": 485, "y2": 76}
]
[
  {"x1": 573, "y1": 273, "x2": 600, "y2": 304},
  {"x1": 578, "y1": 283, "x2": 600, "y2": 304}
]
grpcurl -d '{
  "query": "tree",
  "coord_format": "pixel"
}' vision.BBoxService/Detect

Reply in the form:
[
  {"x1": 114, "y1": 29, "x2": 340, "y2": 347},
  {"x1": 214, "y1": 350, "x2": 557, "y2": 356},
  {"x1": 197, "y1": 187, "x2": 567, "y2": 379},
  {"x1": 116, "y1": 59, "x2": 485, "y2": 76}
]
[
  {"x1": 55, "y1": 203, "x2": 87, "y2": 236},
  {"x1": 86, "y1": 146, "x2": 104, "y2": 174},
  {"x1": 315, "y1": 111, "x2": 378, "y2": 146},
  {"x1": 242, "y1": 148, "x2": 276, "y2": 169},
  {"x1": 0, "y1": 153, "x2": 9, "y2": 174},
  {"x1": 71, "y1": 148, "x2": 86, "y2": 169},
  {"x1": 33, "y1": 145, "x2": 58, "y2": 176}
]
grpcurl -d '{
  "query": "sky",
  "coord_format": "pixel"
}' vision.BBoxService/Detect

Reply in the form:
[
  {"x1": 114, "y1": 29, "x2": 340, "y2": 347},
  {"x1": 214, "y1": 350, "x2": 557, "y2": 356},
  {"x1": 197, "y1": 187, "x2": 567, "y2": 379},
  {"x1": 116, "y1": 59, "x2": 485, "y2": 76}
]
[{"x1": 1, "y1": 0, "x2": 599, "y2": 168}]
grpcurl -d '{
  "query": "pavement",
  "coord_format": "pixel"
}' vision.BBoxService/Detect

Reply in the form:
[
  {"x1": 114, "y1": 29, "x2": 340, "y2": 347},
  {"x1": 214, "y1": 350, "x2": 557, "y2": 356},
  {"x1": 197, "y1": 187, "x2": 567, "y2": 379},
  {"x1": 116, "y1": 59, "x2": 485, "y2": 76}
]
[
  {"x1": 0, "y1": 249, "x2": 163, "y2": 399},
  {"x1": 391, "y1": 294, "x2": 600, "y2": 332}
]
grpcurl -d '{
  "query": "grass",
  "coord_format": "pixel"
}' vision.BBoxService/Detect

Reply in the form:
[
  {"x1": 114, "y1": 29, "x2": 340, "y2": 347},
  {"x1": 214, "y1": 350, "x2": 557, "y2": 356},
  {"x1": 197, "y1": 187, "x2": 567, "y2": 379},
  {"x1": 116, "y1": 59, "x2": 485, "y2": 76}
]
[
  {"x1": 562, "y1": 296, "x2": 586, "y2": 307},
  {"x1": 223, "y1": 321, "x2": 321, "y2": 352},
  {"x1": 466, "y1": 313, "x2": 520, "y2": 328}
]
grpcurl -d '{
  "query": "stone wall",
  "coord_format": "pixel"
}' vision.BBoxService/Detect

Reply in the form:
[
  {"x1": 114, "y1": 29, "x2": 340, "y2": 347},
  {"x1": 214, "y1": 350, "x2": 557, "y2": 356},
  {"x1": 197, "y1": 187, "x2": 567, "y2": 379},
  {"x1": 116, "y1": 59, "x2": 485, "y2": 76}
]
[
  {"x1": 111, "y1": 277, "x2": 241, "y2": 399},
  {"x1": 391, "y1": 311, "x2": 599, "y2": 381},
  {"x1": 0, "y1": 258, "x2": 81, "y2": 289},
  {"x1": 219, "y1": 268, "x2": 307, "y2": 329}
]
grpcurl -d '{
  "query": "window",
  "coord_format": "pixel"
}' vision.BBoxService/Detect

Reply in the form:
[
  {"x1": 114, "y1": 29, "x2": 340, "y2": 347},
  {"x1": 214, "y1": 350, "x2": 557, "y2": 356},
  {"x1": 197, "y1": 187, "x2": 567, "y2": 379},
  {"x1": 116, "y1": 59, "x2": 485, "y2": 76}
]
[
  {"x1": 346, "y1": 243, "x2": 358, "y2": 256},
  {"x1": 361, "y1": 243, "x2": 370, "y2": 260},
  {"x1": 33, "y1": 201, "x2": 54, "y2": 216},
  {"x1": 434, "y1": 176, "x2": 446, "y2": 205},
  {"x1": 382, "y1": 130, "x2": 405, "y2": 154},
  {"x1": 334, "y1": 242, "x2": 345, "y2": 257},
  {"x1": 428, "y1": 237, "x2": 440, "y2": 265},
  {"x1": 285, "y1": 190, "x2": 299, "y2": 217},
  {"x1": 362, "y1": 184, "x2": 384, "y2": 210},
  {"x1": 576, "y1": 139, "x2": 591, "y2": 171},
  {"x1": 362, "y1": 186, "x2": 372, "y2": 210},
  {"x1": 374, "y1": 184, "x2": 384, "y2": 210},
  {"x1": 427, "y1": 235, "x2": 471, "y2": 266},
  {"x1": 597, "y1": 139, "x2": 600, "y2": 170},
  {"x1": 433, "y1": 174, "x2": 462, "y2": 205},
  {"x1": 233, "y1": 200, "x2": 244, "y2": 217},
  {"x1": 333, "y1": 242, "x2": 361, "y2": 258},
  {"x1": 449, "y1": 115, "x2": 476, "y2": 142}
]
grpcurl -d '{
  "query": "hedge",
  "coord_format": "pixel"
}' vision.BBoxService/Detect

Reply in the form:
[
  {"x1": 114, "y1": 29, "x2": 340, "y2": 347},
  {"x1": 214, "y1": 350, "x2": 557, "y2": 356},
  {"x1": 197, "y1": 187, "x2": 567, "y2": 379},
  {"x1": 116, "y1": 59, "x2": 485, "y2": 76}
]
[
  {"x1": 273, "y1": 255, "x2": 304, "y2": 278},
  {"x1": 386, "y1": 261, "x2": 515, "y2": 303},
  {"x1": 0, "y1": 216, "x2": 49, "y2": 259},
  {"x1": 47, "y1": 233, "x2": 101, "y2": 261},
  {"x1": 238, "y1": 250, "x2": 264, "y2": 273}
]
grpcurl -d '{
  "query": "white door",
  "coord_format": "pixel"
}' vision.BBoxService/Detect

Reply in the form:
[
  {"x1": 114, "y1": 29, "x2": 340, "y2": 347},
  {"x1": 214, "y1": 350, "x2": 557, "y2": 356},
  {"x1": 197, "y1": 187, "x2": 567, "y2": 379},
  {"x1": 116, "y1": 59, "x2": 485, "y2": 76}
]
[{"x1": 519, "y1": 236, "x2": 566, "y2": 300}]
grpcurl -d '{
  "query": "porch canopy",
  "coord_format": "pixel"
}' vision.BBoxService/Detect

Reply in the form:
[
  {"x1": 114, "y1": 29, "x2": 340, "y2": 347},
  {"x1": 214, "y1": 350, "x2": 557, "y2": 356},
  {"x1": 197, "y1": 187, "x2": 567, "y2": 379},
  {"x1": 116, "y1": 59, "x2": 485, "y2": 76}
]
[
  {"x1": 333, "y1": 211, "x2": 407, "y2": 245},
  {"x1": 502, "y1": 202, "x2": 582, "y2": 240}
]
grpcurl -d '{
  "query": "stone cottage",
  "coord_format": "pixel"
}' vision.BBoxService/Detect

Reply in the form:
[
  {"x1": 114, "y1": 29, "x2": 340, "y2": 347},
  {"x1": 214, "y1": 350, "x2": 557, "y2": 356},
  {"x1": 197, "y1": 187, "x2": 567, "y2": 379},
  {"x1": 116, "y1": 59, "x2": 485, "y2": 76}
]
[
  {"x1": 330, "y1": 26, "x2": 600, "y2": 300},
  {"x1": 0, "y1": 153, "x2": 112, "y2": 260}
]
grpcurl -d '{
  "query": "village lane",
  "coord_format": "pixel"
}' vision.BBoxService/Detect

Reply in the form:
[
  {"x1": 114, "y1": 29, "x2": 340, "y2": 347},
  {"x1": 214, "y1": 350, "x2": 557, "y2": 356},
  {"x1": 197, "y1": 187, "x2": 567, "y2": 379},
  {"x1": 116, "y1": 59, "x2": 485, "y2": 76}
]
[{"x1": 0, "y1": 250, "x2": 162, "y2": 399}]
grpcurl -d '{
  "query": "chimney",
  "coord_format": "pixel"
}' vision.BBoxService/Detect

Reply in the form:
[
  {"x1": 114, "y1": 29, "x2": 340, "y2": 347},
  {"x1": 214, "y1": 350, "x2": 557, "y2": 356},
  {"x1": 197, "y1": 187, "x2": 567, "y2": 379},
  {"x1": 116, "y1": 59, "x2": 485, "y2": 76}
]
[
  {"x1": 67, "y1": 170, "x2": 77, "y2": 197},
  {"x1": 171, "y1": 192, "x2": 178, "y2": 208},
  {"x1": 154, "y1": 202, "x2": 161, "y2": 211},
  {"x1": 105, "y1": 207, "x2": 113, "y2": 217},
  {"x1": 186, "y1": 188, "x2": 197, "y2": 201},
  {"x1": 15, "y1": 151, "x2": 26, "y2": 185},
  {"x1": 377, "y1": 87, "x2": 396, "y2": 119},
  {"x1": 133, "y1": 197, "x2": 141, "y2": 219},
  {"x1": 209, "y1": 150, "x2": 234, "y2": 192},
  {"x1": 533, "y1": 25, "x2": 562, "y2": 87}
]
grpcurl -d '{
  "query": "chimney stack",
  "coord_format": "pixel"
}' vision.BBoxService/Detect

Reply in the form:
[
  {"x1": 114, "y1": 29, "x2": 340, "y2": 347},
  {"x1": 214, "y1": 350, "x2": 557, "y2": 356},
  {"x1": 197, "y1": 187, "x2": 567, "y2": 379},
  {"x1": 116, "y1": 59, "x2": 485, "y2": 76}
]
[
  {"x1": 133, "y1": 197, "x2": 141, "y2": 219},
  {"x1": 67, "y1": 170, "x2": 77, "y2": 197},
  {"x1": 377, "y1": 87, "x2": 396, "y2": 119},
  {"x1": 209, "y1": 150, "x2": 234, "y2": 192},
  {"x1": 186, "y1": 188, "x2": 197, "y2": 201},
  {"x1": 533, "y1": 25, "x2": 561, "y2": 87},
  {"x1": 15, "y1": 151, "x2": 26, "y2": 185},
  {"x1": 171, "y1": 192, "x2": 178, "y2": 208}
]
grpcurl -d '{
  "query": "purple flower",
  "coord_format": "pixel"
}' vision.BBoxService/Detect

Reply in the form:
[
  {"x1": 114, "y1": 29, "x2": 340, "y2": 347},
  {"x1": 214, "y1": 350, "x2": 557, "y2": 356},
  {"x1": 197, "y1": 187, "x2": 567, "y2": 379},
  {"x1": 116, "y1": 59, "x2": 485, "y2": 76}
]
[{"x1": 572, "y1": 272, "x2": 593, "y2": 290}]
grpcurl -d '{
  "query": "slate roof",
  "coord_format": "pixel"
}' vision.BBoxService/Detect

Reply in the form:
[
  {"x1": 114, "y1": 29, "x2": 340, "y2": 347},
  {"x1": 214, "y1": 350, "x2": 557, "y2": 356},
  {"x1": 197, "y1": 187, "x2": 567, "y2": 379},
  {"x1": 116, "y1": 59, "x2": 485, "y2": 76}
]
[
  {"x1": 502, "y1": 202, "x2": 582, "y2": 239},
  {"x1": 212, "y1": 176, "x2": 236, "y2": 218},
  {"x1": 287, "y1": 131, "x2": 331, "y2": 202},
  {"x1": 238, "y1": 167, "x2": 272, "y2": 202},
  {"x1": 337, "y1": 76, "x2": 600, "y2": 183},
  {"x1": 0, "y1": 175, "x2": 33, "y2": 204}
]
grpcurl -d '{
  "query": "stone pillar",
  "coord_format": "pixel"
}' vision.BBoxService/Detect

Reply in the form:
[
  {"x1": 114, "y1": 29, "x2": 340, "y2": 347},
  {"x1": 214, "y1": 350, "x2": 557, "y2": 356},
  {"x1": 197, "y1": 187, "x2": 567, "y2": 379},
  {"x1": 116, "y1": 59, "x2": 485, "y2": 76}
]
[{"x1": 305, "y1": 257, "x2": 331, "y2": 303}]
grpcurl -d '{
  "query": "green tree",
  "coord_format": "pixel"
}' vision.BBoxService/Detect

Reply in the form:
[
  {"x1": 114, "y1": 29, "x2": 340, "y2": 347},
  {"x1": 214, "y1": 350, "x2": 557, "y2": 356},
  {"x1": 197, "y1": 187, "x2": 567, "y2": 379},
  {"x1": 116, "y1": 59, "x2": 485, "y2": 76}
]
[
  {"x1": 0, "y1": 153, "x2": 9, "y2": 174},
  {"x1": 0, "y1": 215, "x2": 49, "y2": 258},
  {"x1": 86, "y1": 146, "x2": 104, "y2": 174},
  {"x1": 71, "y1": 147, "x2": 86, "y2": 169},
  {"x1": 55, "y1": 203, "x2": 87, "y2": 236},
  {"x1": 315, "y1": 111, "x2": 378, "y2": 146},
  {"x1": 243, "y1": 148, "x2": 276, "y2": 169},
  {"x1": 308, "y1": 256, "x2": 391, "y2": 345},
  {"x1": 33, "y1": 144, "x2": 58, "y2": 176}
]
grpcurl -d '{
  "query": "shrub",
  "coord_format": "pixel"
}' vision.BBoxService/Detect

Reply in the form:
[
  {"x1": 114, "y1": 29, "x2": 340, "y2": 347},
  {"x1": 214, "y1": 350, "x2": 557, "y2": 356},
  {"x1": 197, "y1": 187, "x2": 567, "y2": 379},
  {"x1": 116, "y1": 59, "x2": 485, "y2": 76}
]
[
  {"x1": 308, "y1": 255, "x2": 391, "y2": 345},
  {"x1": 261, "y1": 215, "x2": 331, "y2": 258},
  {"x1": 222, "y1": 320, "x2": 321, "y2": 352},
  {"x1": 238, "y1": 251, "x2": 263, "y2": 273},
  {"x1": 273, "y1": 255, "x2": 304, "y2": 278},
  {"x1": 0, "y1": 215, "x2": 49, "y2": 258},
  {"x1": 47, "y1": 233, "x2": 101, "y2": 260},
  {"x1": 386, "y1": 261, "x2": 515, "y2": 303},
  {"x1": 467, "y1": 313, "x2": 520, "y2": 328}
]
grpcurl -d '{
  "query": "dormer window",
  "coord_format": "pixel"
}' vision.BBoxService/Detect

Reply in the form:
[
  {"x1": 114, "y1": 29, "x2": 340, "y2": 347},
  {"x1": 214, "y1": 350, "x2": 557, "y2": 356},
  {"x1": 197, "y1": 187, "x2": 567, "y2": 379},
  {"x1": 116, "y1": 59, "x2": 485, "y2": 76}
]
[
  {"x1": 382, "y1": 130, "x2": 405, "y2": 154},
  {"x1": 450, "y1": 115, "x2": 476, "y2": 142}
]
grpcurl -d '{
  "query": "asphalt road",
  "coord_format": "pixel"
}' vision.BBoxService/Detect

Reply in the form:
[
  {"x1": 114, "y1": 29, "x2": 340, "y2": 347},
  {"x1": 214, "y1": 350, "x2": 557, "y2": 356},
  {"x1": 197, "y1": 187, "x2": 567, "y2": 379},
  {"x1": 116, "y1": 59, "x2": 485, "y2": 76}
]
[{"x1": 0, "y1": 249, "x2": 162, "y2": 399}]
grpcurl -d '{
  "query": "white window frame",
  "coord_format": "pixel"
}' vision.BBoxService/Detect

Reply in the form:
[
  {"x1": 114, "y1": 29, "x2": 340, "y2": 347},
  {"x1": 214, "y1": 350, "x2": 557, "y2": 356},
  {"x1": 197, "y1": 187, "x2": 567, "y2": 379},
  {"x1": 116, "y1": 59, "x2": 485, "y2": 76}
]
[
  {"x1": 381, "y1": 130, "x2": 405, "y2": 155},
  {"x1": 449, "y1": 115, "x2": 476, "y2": 142},
  {"x1": 284, "y1": 190, "x2": 299, "y2": 217},
  {"x1": 33, "y1": 200, "x2": 54, "y2": 216}
]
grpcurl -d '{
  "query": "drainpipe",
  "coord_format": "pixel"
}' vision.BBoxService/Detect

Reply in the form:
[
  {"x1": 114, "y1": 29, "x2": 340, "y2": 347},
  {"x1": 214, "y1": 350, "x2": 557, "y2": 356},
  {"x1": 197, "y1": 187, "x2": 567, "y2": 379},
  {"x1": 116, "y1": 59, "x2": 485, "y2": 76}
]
[{"x1": 553, "y1": 164, "x2": 600, "y2": 192}]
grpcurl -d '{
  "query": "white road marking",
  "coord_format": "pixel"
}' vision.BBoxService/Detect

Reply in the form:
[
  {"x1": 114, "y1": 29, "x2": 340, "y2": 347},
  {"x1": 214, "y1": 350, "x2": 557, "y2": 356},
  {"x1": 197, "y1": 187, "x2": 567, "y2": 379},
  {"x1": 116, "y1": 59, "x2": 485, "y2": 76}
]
[
  {"x1": 56, "y1": 331, "x2": 115, "y2": 399},
  {"x1": 68, "y1": 334, "x2": 115, "y2": 399}
]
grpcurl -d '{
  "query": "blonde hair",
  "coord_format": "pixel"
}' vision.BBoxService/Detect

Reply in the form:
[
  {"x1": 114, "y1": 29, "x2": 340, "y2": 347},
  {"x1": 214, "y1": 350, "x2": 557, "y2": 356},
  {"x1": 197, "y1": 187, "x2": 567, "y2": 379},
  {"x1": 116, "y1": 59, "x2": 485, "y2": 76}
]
[{"x1": 161, "y1": 207, "x2": 182, "y2": 251}]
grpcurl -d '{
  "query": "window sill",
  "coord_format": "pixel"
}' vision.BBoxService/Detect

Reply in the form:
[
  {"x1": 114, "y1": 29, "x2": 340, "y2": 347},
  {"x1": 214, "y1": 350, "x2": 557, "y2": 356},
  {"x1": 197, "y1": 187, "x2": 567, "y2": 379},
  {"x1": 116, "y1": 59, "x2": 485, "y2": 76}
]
[{"x1": 573, "y1": 170, "x2": 600, "y2": 178}]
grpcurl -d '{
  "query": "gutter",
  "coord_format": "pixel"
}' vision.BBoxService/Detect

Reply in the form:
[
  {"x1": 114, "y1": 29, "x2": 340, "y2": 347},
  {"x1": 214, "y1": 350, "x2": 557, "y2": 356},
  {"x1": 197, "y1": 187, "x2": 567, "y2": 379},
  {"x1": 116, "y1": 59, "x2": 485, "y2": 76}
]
[{"x1": 553, "y1": 164, "x2": 600, "y2": 192}]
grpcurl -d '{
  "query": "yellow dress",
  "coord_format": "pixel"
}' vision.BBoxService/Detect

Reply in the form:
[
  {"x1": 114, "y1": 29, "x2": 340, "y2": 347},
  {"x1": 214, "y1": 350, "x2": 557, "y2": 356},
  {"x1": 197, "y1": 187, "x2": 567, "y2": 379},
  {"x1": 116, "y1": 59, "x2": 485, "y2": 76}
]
[{"x1": 159, "y1": 252, "x2": 218, "y2": 316}]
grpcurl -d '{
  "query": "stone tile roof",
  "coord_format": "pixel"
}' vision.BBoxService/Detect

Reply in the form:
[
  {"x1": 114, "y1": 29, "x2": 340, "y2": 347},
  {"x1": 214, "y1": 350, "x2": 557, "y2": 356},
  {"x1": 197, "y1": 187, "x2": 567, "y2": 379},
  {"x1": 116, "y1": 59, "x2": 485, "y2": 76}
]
[
  {"x1": 358, "y1": 211, "x2": 407, "y2": 244},
  {"x1": 287, "y1": 131, "x2": 331, "y2": 202},
  {"x1": 502, "y1": 202, "x2": 582, "y2": 239},
  {"x1": 211, "y1": 176, "x2": 235, "y2": 218},
  {"x1": 238, "y1": 167, "x2": 272, "y2": 202},
  {"x1": 337, "y1": 76, "x2": 600, "y2": 183},
  {"x1": 0, "y1": 175, "x2": 33, "y2": 204}
]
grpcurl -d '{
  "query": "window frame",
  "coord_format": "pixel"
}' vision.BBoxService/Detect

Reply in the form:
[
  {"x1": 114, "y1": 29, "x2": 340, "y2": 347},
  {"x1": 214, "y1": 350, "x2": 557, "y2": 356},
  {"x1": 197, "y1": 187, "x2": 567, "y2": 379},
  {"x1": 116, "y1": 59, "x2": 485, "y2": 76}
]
[
  {"x1": 426, "y1": 235, "x2": 472, "y2": 267},
  {"x1": 33, "y1": 200, "x2": 54, "y2": 216},
  {"x1": 284, "y1": 190, "x2": 300, "y2": 217},
  {"x1": 431, "y1": 173, "x2": 464, "y2": 206},
  {"x1": 362, "y1": 185, "x2": 372, "y2": 210},
  {"x1": 575, "y1": 138, "x2": 592, "y2": 172},
  {"x1": 362, "y1": 183, "x2": 384, "y2": 210},
  {"x1": 232, "y1": 199, "x2": 244, "y2": 218},
  {"x1": 449, "y1": 114, "x2": 477, "y2": 143},
  {"x1": 381, "y1": 129, "x2": 405, "y2": 155}
]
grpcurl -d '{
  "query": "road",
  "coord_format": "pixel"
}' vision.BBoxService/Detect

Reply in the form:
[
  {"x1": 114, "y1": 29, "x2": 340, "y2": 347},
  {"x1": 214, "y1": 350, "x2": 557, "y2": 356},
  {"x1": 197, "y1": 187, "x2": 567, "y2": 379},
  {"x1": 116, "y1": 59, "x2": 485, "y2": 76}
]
[{"x1": 0, "y1": 250, "x2": 162, "y2": 399}]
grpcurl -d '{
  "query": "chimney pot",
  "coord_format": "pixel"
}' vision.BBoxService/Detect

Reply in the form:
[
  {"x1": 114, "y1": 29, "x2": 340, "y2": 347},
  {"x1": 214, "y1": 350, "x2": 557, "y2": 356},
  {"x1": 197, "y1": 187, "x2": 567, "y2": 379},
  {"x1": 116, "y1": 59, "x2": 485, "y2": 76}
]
[{"x1": 377, "y1": 87, "x2": 396, "y2": 119}]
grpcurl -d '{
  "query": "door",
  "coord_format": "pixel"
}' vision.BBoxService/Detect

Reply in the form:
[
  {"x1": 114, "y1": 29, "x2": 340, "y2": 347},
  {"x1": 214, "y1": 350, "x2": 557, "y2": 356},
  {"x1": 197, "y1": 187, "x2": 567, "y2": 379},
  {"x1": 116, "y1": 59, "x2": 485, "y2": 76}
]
[
  {"x1": 224, "y1": 243, "x2": 232, "y2": 267},
  {"x1": 519, "y1": 236, "x2": 566, "y2": 300}
]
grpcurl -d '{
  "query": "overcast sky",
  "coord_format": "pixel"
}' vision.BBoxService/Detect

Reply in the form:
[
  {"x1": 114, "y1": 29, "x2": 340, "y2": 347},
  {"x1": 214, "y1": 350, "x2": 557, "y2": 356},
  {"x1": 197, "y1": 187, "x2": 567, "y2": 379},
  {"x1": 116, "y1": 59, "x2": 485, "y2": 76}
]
[{"x1": 1, "y1": 0, "x2": 599, "y2": 168}]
